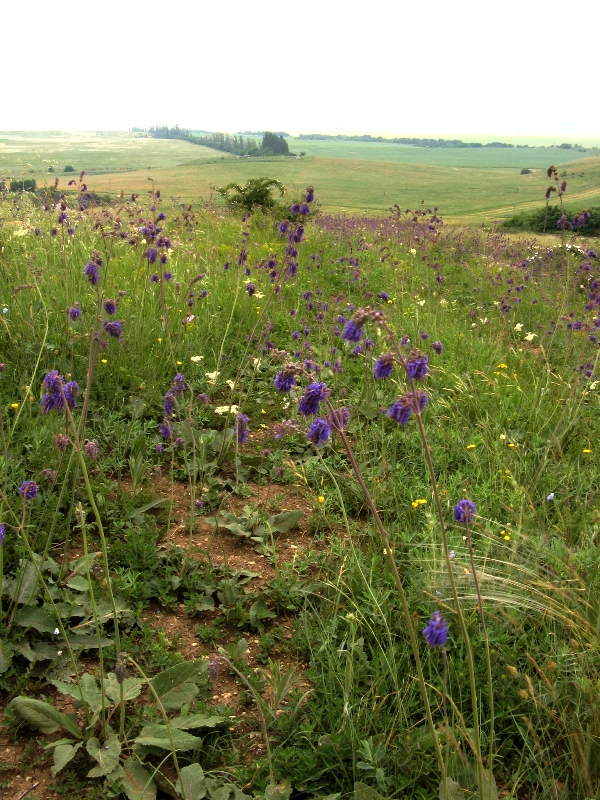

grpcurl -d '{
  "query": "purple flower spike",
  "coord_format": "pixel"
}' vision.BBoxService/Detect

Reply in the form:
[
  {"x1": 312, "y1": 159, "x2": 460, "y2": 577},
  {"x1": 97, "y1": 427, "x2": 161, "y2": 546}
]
[
  {"x1": 103, "y1": 299, "x2": 117, "y2": 315},
  {"x1": 423, "y1": 611, "x2": 448, "y2": 648},
  {"x1": 307, "y1": 417, "x2": 332, "y2": 447},
  {"x1": 0, "y1": 523, "x2": 5, "y2": 545},
  {"x1": 432, "y1": 341, "x2": 443, "y2": 355},
  {"x1": 68, "y1": 305, "x2": 81, "y2": 321},
  {"x1": 454, "y1": 499, "x2": 476, "y2": 524}
]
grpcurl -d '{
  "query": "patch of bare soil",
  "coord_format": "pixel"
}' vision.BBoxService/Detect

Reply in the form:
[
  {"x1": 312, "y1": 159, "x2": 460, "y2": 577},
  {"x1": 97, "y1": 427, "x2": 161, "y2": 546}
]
[{"x1": 1, "y1": 478, "x2": 319, "y2": 798}]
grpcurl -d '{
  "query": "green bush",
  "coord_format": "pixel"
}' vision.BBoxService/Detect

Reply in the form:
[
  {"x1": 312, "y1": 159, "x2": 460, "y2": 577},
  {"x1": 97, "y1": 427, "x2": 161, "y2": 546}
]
[
  {"x1": 9, "y1": 179, "x2": 36, "y2": 192},
  {"x1": 217, "y1": 177, "x2": 285, "y2": 212},
  {"x1": 503, "y1": 205, "x2": 600, "y2": 236},
  {"x1": 63, "y1": 165, "x2": 75, "y2": 173}
]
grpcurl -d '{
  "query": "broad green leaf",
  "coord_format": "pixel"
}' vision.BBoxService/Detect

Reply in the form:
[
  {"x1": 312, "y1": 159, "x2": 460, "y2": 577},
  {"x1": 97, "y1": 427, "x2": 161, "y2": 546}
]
[
  {"x1": 67, "y1": 634, "x2": 113, "y2": 649},
  {"x1": 264, "y1": 780, "x2": 292, "y2": 800},
  {"x1": 8, "y1": 697, "x2": 82, "y2": 738},
  {"x1": 14, "y1": 605, "x2": 57, "y2": 633},
  {"x1": 69, "y1": 553, "x2": 97, "y2": 575},
  {"x1": 478, "y1": 772, "x2": 499, "y2": 800},
  {"x1": 150, "y1": 659, "x2": 207, "y2": 712},
  {"x1": 52, "y1": 679, "x2": 86, "y2": 704},
  {"x1": 353, "y1": 783, "x2": 386, "y2": 800},
  {"x1": 80, "y1": 673, "x2": 102, "y2": 713},
  {"x1": 10, "y1": 561, "x2": 40, "y2": 604},
  {"x1": 176, "y1": 763, "x2": 206, "y2": 800},
  {"x1": 269, "y1": 509, "x2": 303, "y2": 533},
  {"x1": 0, "y1": 641, "x2": 14, "y2": 673},
  {"x1": 87, "y1": 734, "x2": 121, "y2": 777},
  {"x1": 66, "y1": 576, "x2": 91, "y2": 592},
  {"x1": 118, "y1": 757, "x2": 157, "y2": 800},
  {"x1": 51, "y1": 741, "x2": 83, "y2": 776},
  {"x1": 438, "y1": 778, "x2": 463, "y2": 800},
  {"x1": 205, "y1": 780, "x2": 251, "y2": 800},
  {"x1": 170, "y1": 714, "x2": 228, "y2": 731},
  {"x1": 128, "y1": 498, "x2": 168, "y2": 517},
  {"x1": 134, "y1": 724, "x2": 203, "y2": 751},
  {"x1": 104, "y1": 672, "x2": 143, "y2": 706}
]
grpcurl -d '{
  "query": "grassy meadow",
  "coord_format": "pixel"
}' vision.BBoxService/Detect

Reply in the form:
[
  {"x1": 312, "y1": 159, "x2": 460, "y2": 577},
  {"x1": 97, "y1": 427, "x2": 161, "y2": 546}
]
[
  {"x1": 1, "y1": 138, "x2": 600, "y2": 799},
  {"x1": 2, "y1": 131, "x2": 600, "y2": 221}
]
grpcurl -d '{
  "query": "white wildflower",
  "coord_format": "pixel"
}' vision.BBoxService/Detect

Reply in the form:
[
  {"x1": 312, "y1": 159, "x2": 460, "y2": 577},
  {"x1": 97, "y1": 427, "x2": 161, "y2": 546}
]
[{"x1": 214, "y1": 405, "x2": 239, "y2": 415}]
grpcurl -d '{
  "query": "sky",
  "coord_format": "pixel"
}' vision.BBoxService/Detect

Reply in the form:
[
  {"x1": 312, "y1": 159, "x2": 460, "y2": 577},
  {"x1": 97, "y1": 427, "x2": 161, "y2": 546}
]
[{"x1": 3, "y1": 0, "x2": 599, "y2": 139}]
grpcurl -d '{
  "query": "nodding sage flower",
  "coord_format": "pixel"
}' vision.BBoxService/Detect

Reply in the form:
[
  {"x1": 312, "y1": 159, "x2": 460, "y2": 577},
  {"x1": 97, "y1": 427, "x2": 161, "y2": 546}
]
[
  {"x1": 388, "y1": 396, "x2": 413, "y2": 426},
  {"x1": 246, "y1": 282, "x2": 256, "y2": 296},
  {"x1": 40, "y1": 370, "x2": 79, "y2": 413},
  {"x1": 84, "y1": 439, "x2": 99, "y2": 459},
  {"x1": 422, "y1": 611, "x2": 448, "y2": 648},
  {"x1": 454, "y1": 498, "x2": 476, "y2": 524},
  {"x1": 298, "y1": 382, "x2": 330, "y2": 417},
  {"x1": 68, "y1": 304, "x2": 81, "y2": 321},
  {"x1": 307, "y1": 417, "x2": 331, "y2": 447},
  {"x1": 405, "y1": 351, "x2": 428, "y2": 381},
  {"x1": 0, "y1": 523, "x2": 4, "y2": 545},
  {"x1": 103, "y1": 299, "x2": 117, "y2": 315},
  {"x1": 374, "y1": 353, "x2": 395, "y2": 380},
  {"x1": 171, "y1": 373, "x2": 186, "y2": 396},
  {"x1": 411, "y1": 390, "x2": 429, "y2": 413},
  {"x1": 19, "y1": 481, "x2": 38, "y2": 500},
  {"x1": 163, "y1": 392, "x2": 177, "y2": 415},
  {"x1": 329, "y1": 406, "x2": 350, "y2": 431},
  {"x1": 103, "y1": 320, "x2": 122, "y2": 339},
  {"x1": 160, "y1": 420, "x2": 173, "y2": 440},
  {"x1": 378, "y1": 291, "x2": 389, "y2": 302},
  {"x1": 234, "y1": 413, "x2": 249, "y2": 444},
  {"x1": 341, "y1": 319, "x2": 364, "y2": 343},
  {"x1": 84, "y1": 261, "x2": 100, "y2": 285},
  {"x1": 274, "y1": 369, "x2": 296, "y2": 393},
  {"x1": 432, "y1": 341, "x2": 443, "y2": 355}
]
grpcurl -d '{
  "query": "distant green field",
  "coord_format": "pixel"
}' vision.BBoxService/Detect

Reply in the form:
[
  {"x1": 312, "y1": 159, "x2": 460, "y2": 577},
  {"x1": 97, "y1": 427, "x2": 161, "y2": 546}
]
[
  {"x1": 86, "y1": 154, "x2": 600, "y2": 222},
  {"x1": 0, "y1": 131, "x2": 230, "y2": 178},
  {"x1": 1, "y1": 131, "x2": 599, "y2": 224},
  {"x1": 288, "y1": 138, "x2": 598, "y2": 168}
]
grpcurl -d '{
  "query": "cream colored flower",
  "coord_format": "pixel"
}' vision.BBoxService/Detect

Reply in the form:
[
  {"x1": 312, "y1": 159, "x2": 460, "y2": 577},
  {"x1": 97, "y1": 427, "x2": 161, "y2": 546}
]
[
  {"x1": 214, "y1": 405, "x2": 239, "y2": 415},
  {"x1": 205, "y1": 371, "x2": 220, "y2": 384}
]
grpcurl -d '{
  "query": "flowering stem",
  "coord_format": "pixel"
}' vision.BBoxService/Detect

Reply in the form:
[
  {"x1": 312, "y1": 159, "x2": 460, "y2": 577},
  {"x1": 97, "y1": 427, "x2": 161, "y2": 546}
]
[
  {"x1": 382, "y1": 323, "x2": 487, "y2": 795},
  {"x1": 465, "y1": 517, "x2": 495, "y2": 799},
  {"x1": 322, "y1": 396, "x2": 449, "y2": 796}
]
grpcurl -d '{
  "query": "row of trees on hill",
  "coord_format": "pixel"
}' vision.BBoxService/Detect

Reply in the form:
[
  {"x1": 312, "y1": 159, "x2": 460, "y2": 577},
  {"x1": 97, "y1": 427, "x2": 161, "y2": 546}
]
[{"x1": 147, "y1": 126, "x2": 292, "y2": 156}]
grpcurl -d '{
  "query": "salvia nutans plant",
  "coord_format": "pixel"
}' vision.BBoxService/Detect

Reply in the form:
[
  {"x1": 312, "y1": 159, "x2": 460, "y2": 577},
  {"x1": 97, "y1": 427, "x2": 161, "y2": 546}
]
[{"x1": 0, "y1": 170, "x2": 599, "y2": 800}]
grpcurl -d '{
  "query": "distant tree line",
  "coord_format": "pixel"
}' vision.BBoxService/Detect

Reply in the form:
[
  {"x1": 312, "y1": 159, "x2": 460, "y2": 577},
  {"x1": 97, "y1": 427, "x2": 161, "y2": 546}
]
[
  {"x1": 147, "y1": 126, "x2": 292, "y2": 156},
  {"x1": 298, "y1": 133, "x2": 597, "y2": 151}
]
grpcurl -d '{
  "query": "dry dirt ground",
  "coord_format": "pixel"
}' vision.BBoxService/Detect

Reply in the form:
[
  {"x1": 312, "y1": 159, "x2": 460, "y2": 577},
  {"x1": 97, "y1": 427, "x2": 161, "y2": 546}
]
[{"x1": 0, "y1": 477, "x2": 322, "y2": 800}]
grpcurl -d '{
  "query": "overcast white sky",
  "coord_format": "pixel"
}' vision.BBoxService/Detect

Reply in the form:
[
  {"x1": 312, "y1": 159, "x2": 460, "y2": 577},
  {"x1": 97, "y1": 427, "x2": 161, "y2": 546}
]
[{"x1": 3, "y1": 0, "x2": 599, "y2": 138}]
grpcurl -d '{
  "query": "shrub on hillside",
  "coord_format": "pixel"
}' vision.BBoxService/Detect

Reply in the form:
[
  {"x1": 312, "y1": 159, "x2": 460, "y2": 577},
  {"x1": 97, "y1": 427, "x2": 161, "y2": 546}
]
[
  {"x1": 9, "y1": 179, "x2": 36, "y2": 192},
  {"x1": 503, "y1": 205, "x2": 600, "y2": 236}
]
